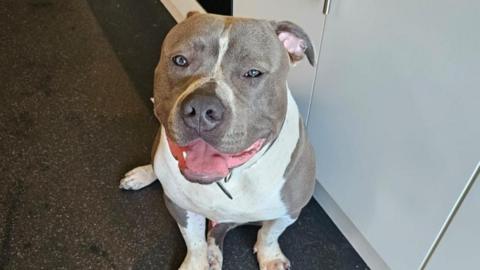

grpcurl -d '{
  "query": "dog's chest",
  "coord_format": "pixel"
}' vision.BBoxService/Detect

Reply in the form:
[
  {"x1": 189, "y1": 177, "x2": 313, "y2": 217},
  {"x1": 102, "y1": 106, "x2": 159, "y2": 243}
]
[
  {"x1": 168, "y1": 175, "x2": 286, "y2": 223},
  {"x1": 154, "y1": 132, "x2": 290, "y2": 223}
]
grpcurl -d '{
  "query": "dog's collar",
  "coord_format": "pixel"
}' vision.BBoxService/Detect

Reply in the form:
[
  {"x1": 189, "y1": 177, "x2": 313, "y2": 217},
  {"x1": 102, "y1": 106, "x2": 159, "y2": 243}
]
[{"x1": 216, "y1": 181, "x2": 233, "y2": 200}]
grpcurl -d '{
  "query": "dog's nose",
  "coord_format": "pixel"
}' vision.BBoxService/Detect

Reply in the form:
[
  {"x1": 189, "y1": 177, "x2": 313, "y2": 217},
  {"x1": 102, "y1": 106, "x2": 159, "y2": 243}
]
[{"x1": 181, "y1": 85, "x2": 225, "y2": 132}]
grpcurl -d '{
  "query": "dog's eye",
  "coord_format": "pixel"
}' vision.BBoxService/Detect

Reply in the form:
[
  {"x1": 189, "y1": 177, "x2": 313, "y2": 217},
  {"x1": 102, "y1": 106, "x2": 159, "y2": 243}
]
[
  {"x1": 172, "y1": 55, "x2": 189, "y2": 67},
  {"x1": 243, "y1": 69, "x2": 263, "y2": 78}
]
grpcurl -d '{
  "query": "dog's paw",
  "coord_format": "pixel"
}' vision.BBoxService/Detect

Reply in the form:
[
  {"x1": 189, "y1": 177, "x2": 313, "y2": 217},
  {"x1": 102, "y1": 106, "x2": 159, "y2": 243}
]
[
  {"x1": 207, "y1": 237, "x2": 223, "y2": 270},
  {"x1": 260, "y1": 258, "x2": 291, "y2": 270},
  {"x1": 179, "y1": 256, "x2": 209, "y2": 270},
  {"x1": 119, "y1": 165, "x2": 156, "y2": 190},
  {"x1": 179, "y1": 265, "x2": 208, "y2": 270},
  {"x1": 255, "y1": 241, "x2": 291, "y2": 270}
]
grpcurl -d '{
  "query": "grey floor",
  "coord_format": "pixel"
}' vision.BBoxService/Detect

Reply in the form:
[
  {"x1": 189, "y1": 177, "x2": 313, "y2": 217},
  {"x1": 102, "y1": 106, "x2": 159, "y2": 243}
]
[{"x1": 0, "y1": 0, "x2": 369, "y2": 269}]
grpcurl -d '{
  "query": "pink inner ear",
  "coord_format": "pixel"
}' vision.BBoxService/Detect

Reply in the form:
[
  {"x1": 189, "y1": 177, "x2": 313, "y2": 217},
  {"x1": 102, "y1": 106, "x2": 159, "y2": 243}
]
[{"x1": 278, "y1": 32, "x2": 306, "y2": 56}]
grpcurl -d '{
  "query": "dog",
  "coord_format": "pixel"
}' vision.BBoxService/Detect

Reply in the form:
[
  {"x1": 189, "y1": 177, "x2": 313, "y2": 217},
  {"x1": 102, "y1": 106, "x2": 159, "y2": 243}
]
[{"x1": 120, "y1": 12, "x2": 316, "y2": 270}]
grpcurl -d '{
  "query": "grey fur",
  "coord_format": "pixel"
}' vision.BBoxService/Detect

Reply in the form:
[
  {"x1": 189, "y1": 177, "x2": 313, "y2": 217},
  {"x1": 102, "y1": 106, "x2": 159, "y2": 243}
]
[
  {"x1": 281, "y1": 118, "x2": 316, "y2": 218},
  {"x1": 163, "y1": 194, "x2": 188, "y2": 228},
  {"x1": 207, "y1": 223, "x2": 238, "y2": 250}
]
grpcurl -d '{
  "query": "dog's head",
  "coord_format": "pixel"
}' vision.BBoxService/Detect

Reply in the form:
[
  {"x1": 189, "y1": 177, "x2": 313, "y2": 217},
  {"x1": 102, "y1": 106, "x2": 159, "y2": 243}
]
[{"x1": 153, "y1": 13, "x2": 314, "y2": 183}]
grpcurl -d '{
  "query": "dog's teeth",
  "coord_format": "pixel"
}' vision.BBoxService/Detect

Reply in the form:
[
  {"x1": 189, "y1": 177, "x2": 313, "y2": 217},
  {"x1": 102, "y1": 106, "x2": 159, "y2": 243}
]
[{"x1": 182, "y1": 152, "x2": 187, "y2": 159}]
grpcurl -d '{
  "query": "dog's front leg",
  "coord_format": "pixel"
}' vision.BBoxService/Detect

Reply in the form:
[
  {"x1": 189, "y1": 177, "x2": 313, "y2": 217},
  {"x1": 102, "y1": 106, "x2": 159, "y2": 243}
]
[
  {"x1": 164, "y1": 195, "x2": 209, "y2": 270},
  {"x1": 254, "y1": 215, "x2": 296, "y2": 270},
  {"x1": 119, "y1": 164, "x2": 157, "y2": 190},
  {"x1": 178, "y1": 214, "x2": 209, "y2": 270},
  {"x1": 207, "y1": 222, "x2": 238, "y2": 270}
]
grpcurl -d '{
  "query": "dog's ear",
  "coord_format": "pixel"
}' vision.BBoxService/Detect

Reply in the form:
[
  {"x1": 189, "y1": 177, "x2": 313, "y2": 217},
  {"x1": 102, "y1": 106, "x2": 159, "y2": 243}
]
[
  {"x1": 186, "y1": 10, "x2": 201, "y2": 18},
  {"x1": 272, "y1": 21, "x2": 315, "y2": 66}
]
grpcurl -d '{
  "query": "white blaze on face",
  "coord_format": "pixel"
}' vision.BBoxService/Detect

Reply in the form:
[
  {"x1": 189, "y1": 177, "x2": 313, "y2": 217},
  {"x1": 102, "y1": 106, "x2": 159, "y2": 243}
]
[
  {"x1": 213, "y1": 26, "x2": 231, "y2": 76},
  {"x1": 212, "y1": 25, "x2": 236, "y2": 114},
  {"x1": 169, "y1": 24, "x2": 236, "y2": 126}
]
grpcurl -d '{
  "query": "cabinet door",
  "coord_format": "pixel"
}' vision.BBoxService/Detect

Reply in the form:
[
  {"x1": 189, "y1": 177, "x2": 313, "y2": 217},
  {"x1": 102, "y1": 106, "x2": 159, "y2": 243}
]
[
  {"x1": 308, "y1": 0, "x2": 480, "y2": 269},
  {"x1": 233, "y1": 0, "x2": 325, "y2": 119},
  {"x1": 426, "y1": 164, "x2": 480, "y2": 270}
]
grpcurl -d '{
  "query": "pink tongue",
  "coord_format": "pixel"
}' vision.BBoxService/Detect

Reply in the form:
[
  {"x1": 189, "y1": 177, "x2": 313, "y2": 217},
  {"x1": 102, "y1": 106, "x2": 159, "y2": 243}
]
[
  {"x1": 167, "y1": 137, "x2": 264, "y2": 181},
  {"x1": 184, "y1": 139, "x2": 230, "y2": 179}
]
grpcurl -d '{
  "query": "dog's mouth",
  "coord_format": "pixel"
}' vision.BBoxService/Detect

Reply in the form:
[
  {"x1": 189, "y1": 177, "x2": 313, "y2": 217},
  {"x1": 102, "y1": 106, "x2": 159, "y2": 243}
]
[{"x1": 167, "y1": 136, "x2": 265, "y2": 184}]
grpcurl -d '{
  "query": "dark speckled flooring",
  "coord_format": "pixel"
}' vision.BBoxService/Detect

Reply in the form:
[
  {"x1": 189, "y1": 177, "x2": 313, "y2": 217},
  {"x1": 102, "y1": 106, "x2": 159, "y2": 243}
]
[{"x1": 0, "y1": 1, "x2": 369, "y2": 269}]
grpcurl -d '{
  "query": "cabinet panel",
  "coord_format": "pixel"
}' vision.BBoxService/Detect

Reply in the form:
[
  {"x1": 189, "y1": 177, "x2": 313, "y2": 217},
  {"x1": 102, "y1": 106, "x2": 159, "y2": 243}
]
[
  {"x1": 233, "y1": 0, "x2": 325, "y2": 120},
  {"x1": 426, "y1": 164, "x2": 480, "y2": 270},
  {"x1": 308, "y1": 0, "x2": 480, "y2": 269}
]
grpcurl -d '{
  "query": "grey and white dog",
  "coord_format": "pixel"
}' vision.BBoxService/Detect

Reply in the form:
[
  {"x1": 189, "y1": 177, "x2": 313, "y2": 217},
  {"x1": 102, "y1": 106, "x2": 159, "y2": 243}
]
[{"x1": 120, "y1": 12, "x2": 316, "y2": 270}]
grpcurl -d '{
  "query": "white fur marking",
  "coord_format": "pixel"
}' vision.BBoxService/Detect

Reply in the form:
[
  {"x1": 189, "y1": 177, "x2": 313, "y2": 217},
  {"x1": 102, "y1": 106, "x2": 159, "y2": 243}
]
[
  {"x1": 213, "y1": 27, "x2": 231, "y2": 76},
  {"x1": 212, "y1": 26, "x2": 236, "y2": 113},
  {"x1": 215, "y1": 79, "x2": 236, "y2": 114}
]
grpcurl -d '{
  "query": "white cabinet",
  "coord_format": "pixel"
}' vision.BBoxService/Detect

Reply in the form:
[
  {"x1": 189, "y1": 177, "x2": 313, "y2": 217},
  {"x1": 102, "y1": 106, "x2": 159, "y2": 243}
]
[
  {"x1": 234, "y1": 0, "x2": 326, "y2": 120},
  {"x1": 234, "y1": 0, "x2": 480, "y2": 269},
  {"x1": 426, "y1": 164, "x2": 480, "y2": 270},
  {"x1": 308, "y1": 0, "x2": 480, "y2": 269}
]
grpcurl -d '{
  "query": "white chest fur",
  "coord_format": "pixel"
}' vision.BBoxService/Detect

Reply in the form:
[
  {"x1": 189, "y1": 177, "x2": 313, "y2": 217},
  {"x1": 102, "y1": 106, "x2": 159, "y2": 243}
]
[{"x1": 153, "y1": 90, "x2": 300, "y2": 223}]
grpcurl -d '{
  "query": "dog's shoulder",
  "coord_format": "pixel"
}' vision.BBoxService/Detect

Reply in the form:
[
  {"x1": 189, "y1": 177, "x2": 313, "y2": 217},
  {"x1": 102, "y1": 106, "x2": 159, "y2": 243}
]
[{"x1": 280, "y1": 117, "x2": 316, "y2": 218}]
